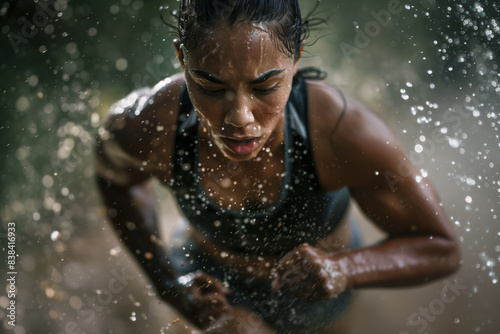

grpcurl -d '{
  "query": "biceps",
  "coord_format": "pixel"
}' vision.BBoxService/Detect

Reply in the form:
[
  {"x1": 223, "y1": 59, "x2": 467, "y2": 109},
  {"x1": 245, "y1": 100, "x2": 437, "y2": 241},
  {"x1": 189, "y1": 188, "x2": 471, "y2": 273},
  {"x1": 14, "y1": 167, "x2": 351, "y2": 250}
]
[{"x1": 351, "y1": 177, "x2": 451, "y2": 237}]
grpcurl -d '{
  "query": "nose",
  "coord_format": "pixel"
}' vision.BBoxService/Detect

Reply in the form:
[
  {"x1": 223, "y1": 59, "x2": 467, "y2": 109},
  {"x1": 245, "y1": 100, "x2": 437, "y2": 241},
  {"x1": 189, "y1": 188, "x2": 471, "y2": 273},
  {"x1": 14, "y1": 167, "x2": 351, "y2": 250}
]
[{"x1": 224, "y1": 93, "x2": 255, "y2": 128}]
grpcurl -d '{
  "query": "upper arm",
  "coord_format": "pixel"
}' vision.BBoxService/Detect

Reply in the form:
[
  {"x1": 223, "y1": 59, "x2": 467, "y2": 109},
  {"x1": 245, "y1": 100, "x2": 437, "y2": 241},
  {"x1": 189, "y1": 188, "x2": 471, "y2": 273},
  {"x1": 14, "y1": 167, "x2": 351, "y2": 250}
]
[
  {"x1": 344, "y1": 108, "x2": 455, "y2": 240},
  {"x1": 96, "y1": 75, "x2": 184, "y2": 188},
  {"x1": 309, "y1": 82, "x2": 456, "y2": 240}
]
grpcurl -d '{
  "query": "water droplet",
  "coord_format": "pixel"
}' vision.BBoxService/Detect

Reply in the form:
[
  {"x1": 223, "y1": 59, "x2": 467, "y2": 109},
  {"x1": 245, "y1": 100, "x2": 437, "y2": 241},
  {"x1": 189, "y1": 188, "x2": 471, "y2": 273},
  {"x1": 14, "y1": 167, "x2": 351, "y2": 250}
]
[
  {"x1": 466, "y1": 177, "x2": 476, "y2": 186},
  {"x1": 110, "y1": 247, "x2": 121, "y2": 256},
  {"x1": 50, "y1": 231, "x2": 60, "y2": 241},
  {"x1": 16, "y1": 96, "x2": 30, "y2": 112},
  {"x1": 116, "y1": 58, "x2": 128, "y2": 71},
  {"x1": 448, "y1": 138, "x2": 460, "y2": 148}
]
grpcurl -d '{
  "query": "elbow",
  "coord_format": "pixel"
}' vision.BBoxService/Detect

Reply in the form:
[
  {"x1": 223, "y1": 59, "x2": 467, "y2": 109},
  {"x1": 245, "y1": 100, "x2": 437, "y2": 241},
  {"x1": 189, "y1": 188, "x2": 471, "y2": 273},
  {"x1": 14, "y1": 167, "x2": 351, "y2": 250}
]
[
  {"x1": 441, "y1": 236, "x2": 462, "y2": 276},
  {"x1": 423, "y1": 234, "x2": 462, "y2": 280},
  {"x1": 450, "y1": 244, "x2": 462, "y2": 274}
]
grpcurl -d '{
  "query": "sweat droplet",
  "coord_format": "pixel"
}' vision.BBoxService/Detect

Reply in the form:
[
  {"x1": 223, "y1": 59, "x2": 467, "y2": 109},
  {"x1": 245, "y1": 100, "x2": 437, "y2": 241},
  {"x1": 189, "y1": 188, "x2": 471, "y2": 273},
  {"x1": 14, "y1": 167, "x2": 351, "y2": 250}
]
[{"x1": 110, "y1": 247, "x2": 121, "y2": 256}]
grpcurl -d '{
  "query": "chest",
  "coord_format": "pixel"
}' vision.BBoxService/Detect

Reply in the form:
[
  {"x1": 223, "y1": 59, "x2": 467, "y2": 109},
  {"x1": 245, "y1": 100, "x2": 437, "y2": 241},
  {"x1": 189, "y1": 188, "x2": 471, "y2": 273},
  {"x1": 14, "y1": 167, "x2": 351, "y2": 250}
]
[
  {"x1": 167, "y1": 126, "x2": 351, "y2": 254},
  {"x1": 199, "y1": 144, "x2": 285, "y2": 211}
]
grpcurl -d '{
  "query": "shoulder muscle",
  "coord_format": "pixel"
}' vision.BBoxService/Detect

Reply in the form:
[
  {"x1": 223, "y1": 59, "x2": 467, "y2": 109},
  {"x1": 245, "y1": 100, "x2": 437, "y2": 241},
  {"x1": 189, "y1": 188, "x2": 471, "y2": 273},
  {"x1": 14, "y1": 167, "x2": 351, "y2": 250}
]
[
  {"x1": 308, "y1": 80, "x2": 411, "y2": 190},
  {"x1": 96, "y1": 74, "x2": 185, "y2": 187}
]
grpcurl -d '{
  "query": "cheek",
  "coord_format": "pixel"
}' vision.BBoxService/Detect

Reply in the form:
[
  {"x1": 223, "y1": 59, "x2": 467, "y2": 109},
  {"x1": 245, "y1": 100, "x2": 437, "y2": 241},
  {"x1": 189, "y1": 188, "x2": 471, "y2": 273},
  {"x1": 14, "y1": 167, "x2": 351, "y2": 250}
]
[
  {"x1": 267, "y1": 82, "x2": 293, "y2": 111},
  {"x1": 256, "y1": 93, "x2": 289, "y2": 119},
  {"x1": 255, "y1": 105, "x2": 285, "y2": 133},
  {"x1": 188, "y1": 92, "x2": 224, "y2": 123}
]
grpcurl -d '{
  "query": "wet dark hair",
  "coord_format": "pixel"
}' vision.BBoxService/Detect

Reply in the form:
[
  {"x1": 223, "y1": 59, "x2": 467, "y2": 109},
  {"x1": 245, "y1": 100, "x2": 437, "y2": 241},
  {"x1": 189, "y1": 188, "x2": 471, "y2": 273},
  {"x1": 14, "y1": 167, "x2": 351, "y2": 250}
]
[{"x1": 165, "y1": 0, "x2": 320, "y2": 60}]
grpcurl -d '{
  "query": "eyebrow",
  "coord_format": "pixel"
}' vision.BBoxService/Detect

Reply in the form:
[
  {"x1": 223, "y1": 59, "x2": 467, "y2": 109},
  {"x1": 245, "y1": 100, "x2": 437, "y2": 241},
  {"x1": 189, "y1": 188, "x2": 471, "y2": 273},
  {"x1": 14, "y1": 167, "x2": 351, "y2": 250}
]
[
  {"x1": 191, "y1": 70, "x2": 225, "y2": 84},
  {"x1": 190, "y1": 68, "x2": 286, "y2": 85}
]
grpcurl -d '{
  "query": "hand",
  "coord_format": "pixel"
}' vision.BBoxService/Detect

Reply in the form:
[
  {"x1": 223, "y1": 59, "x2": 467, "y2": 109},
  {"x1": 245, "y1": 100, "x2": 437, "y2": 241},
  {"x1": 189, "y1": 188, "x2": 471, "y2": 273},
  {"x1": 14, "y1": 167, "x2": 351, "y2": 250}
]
[
  {"x1": 273, "y1": 244, "x2": 348, "y2": 303},
  {"x1": 177, "y1": 271, "x2": 232, "y2": 328}
]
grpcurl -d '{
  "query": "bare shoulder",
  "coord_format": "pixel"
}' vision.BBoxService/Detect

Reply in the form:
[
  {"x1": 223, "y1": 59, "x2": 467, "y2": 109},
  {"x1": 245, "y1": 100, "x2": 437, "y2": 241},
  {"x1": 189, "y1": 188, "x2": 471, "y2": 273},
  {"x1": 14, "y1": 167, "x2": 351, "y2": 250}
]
[
  {"x1": 307, "y1": 80, "x2": 412, "y2": 190},
  {"x1": 96, "y1": 74, "x2": 186, "y2": 186}
]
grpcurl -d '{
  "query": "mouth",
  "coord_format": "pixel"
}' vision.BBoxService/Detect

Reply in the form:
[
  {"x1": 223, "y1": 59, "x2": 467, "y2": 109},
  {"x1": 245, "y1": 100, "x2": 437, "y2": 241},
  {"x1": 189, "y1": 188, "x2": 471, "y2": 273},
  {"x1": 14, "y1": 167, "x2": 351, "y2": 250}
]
[{"x1": 221, "y1": 136, "x2": 261, "y2": 155}]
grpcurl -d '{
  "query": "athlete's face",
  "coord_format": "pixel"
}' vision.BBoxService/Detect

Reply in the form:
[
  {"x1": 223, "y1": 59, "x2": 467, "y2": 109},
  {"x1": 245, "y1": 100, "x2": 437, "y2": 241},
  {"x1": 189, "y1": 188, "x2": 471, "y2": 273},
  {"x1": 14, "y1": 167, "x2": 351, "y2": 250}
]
[{"x1": 176, "y1": 22, "x2": 300, "y2": 161}]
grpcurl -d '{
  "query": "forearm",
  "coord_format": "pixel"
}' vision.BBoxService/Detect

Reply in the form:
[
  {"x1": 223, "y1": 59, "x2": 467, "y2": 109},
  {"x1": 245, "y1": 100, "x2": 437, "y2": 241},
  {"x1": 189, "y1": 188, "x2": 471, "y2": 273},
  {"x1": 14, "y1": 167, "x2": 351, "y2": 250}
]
[
  {"x1": 334, "y1": 235, "x2": 461, "y2": 288},
  {"x1": 96, "y1": 176, "x2": 185, "y2": 305}
]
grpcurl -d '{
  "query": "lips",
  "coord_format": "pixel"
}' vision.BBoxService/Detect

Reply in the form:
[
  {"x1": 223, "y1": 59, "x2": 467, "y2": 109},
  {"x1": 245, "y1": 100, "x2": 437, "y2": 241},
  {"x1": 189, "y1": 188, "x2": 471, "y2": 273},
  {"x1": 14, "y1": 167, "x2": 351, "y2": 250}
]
[{"x1": 221, "y1": 136, "x2": 260, "y2": 155}]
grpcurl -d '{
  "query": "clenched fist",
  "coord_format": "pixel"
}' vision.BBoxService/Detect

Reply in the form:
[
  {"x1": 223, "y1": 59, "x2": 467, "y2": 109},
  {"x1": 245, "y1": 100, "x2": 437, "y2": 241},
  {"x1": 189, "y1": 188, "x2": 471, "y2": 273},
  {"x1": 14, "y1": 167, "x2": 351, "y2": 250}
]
[{"x1": 273, "y1": 244, "x2": 349, "y2": 303}]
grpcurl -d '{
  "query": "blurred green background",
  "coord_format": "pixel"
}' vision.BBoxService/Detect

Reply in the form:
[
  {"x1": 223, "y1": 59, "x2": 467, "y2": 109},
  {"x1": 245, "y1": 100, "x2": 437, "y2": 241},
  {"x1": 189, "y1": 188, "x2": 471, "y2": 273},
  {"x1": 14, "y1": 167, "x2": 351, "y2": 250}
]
[{"x1": 1, "y1": 0, "x2": 499, "y2": 333}]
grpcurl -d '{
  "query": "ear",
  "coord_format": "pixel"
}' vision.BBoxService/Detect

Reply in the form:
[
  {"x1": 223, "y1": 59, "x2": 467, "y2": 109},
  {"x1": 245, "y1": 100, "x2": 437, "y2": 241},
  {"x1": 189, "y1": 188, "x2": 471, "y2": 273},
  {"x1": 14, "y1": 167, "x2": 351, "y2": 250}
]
[
  {"x1": 293, "y1": 42, "x2": 304, "y2": 76},
  {"x1": 173, "y1": 39, "x2": 185, "y2": 71}
]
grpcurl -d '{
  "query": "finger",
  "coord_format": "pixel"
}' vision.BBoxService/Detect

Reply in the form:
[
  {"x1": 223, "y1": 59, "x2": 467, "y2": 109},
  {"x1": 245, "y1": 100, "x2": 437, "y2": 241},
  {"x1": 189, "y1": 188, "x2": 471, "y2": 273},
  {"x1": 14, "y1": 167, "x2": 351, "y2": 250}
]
[
  {"x1": 192, "y1": 272, "x2": 231, "y2": 295},
  {"x1": 192, "y1": 292, "x2": 229, "y2": 310},
  {"x1": 280, "y1": 267, "x2": 324, "y2": 300},
  {"x1": 300, "y1": 275, "x2": 343, "y2": 303},
  {"x1": 280, "y1": 262, "x2": 312, "y2": 289},
  {"x1": 277, "y1": 251, "x2": 302, "y2": 268},
  {"x1": 192, "y1": 295, "x2": 231, "y2": 323},
  {"x1": 205, "y1": 277, "x2": 231, "y2": 295},
  {"x1": 271, "y1": 269, "x2": 281, "y2": 290},
  {"x1": 281, "y1": 275, "x2": 321, "y2": 302},
  {"x1": 276, "y1": 245, "x2": 315, "y2": 276},
  {"x1": 196, "y1": 304, "x2": 232, "y2": 326},
  {"x1": 281, "y1": 270, "x2": 303, "y2": 287},
  {"x1": 302, "y1": 283, "x2": 326, "y2": 302},
  {"x1": 197, "y1": 296, "x2": 231, "y2": 313},
  {"x1": 197, "y1": 282, "x2": 230, "y2": 297}
]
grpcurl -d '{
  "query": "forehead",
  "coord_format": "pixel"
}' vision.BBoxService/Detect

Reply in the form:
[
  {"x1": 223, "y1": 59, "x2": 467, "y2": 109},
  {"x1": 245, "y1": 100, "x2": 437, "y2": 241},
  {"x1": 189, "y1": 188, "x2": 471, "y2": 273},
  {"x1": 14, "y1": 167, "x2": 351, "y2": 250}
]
[{"x1": 184, "y1": 22, "x2": 293, "y2": 79}]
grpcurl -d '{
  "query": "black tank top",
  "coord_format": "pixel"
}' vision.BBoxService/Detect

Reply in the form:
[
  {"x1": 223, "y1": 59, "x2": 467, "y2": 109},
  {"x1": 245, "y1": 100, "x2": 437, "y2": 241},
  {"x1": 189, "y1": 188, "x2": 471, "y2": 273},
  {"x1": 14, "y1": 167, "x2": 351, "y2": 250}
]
[{"x1": 169, "y1": 75, "x2": 350, "y2": 256}]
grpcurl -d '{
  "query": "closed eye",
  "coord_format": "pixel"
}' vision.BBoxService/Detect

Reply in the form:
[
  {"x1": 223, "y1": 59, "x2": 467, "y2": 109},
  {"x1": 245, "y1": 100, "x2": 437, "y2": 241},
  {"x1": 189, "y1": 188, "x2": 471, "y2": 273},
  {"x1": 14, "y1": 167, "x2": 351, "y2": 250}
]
[
  {"x1": 253, "y1": 84, "x2": 280, "y2": 95},
  {"x1": 198, "y1": 86, "x2": 225, "y2": 96}
]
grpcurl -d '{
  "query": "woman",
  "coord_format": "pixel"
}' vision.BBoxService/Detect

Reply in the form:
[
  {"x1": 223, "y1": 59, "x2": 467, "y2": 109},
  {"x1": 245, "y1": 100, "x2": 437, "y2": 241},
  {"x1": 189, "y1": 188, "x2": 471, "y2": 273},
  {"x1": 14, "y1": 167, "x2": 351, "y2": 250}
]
[{"x1": 96, "y1": 1, "x2": 461, "y2": 333}]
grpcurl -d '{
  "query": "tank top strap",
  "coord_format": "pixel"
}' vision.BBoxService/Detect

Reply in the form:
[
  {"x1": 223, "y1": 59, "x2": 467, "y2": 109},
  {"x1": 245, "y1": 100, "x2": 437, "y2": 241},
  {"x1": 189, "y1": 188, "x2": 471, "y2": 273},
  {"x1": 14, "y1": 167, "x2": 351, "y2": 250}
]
[
  {"x1": 171, "y1": 84, "x2": 198, "y2": 188},
  {"x1": 176, "y1": 83, "x2": 194, "y2": 128},
  {"x1": 331, "y1": 87, "x2": 347, "y2": 136},
  {"x1": 288, "y1": 74, "x2": 314, "y2": 151}
]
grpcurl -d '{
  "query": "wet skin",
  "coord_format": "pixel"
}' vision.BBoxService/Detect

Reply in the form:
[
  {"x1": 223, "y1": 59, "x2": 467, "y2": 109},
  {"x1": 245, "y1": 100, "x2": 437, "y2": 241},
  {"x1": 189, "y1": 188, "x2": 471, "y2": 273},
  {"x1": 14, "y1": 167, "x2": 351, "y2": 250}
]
[
  {"x1": 96, "y1": 22, "x2": 461, "y2": 333},
  {"x1": 177, "y1": 22, "x2": 297, "y2": 210}
]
